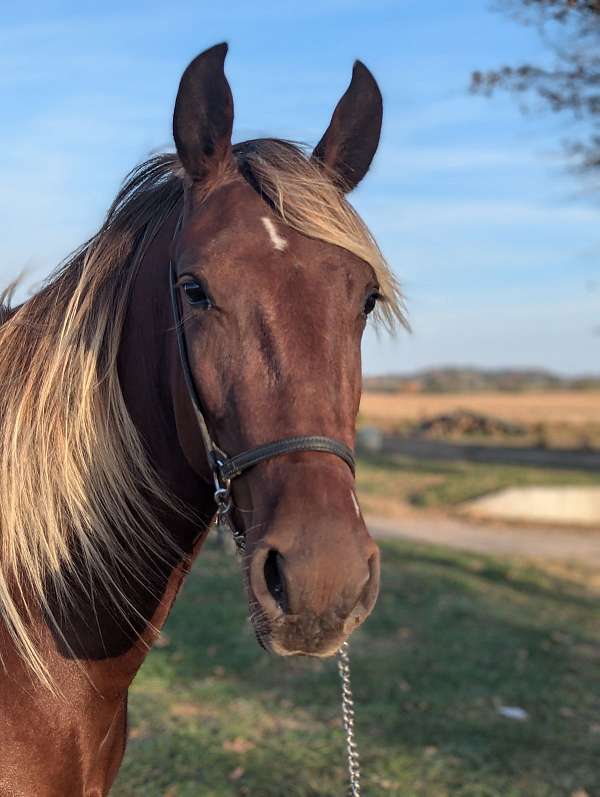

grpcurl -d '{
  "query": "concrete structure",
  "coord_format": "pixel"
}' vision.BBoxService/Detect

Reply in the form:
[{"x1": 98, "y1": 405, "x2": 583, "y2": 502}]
[{"x1": 463, "y1": 486, "x2": 600, "y2": 527}]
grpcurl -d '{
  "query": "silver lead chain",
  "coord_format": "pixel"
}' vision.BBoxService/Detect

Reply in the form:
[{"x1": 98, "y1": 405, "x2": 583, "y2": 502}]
[
  {"x1": 218, "y1": 511, "x2": 360, "y2": 793},
  {"x1": 337, "y1": 641, "x2": 361, "y2": 797}
]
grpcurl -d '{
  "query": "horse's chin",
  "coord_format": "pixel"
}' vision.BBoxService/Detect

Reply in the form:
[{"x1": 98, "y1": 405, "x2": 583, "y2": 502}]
[
  {"x1": 268, "y1": 637, "x2": 344, "y2": 658},
  {"x1": 251, "y1": 614, "x2": 348, "y2": 658}
]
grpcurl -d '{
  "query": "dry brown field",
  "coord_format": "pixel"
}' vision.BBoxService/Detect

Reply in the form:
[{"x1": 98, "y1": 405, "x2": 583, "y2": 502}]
[{"x1": 360, "y1": 390, "x2": 600, "y2": 427}]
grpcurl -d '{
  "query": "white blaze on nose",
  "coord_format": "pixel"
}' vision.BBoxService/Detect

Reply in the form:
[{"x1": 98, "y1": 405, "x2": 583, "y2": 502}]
[
  {"x1": 350, "y1": 490, "x2": 361, "y2": 518},
  {"x1": 261, "y1": 216, "x2": 288, "y2": 252}
]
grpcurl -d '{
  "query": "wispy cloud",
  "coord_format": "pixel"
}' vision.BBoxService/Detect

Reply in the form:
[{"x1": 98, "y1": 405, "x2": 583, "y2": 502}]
[{"x1": 361, "y1": 197, "x2": 599, "y2": 232}]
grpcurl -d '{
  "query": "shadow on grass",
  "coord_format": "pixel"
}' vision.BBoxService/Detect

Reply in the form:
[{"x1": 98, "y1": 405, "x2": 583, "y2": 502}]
[
  {"x1": 113, "y1": 537, "x2": 599, "y2": 797},
  {"x1": 383, "y1": 544, "x2": 599, "y2": 611}
]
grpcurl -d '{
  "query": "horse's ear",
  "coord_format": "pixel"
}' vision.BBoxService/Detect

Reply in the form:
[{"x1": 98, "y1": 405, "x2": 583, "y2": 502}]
[
  {"x1": 173, "y1": 43, "x2": 234, "y2": 181},
  {"x1": 312, "y1": 61, "x2": 383, "y2": 193}
]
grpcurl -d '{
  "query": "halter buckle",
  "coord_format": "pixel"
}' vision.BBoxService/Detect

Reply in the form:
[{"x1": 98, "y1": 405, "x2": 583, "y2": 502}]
[{"x1": 212, "y1": 459, "x2": 232, "y2": 517}]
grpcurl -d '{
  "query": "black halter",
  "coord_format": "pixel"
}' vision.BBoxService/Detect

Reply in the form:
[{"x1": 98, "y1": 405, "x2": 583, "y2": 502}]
[{"x1": 169, "y1": 261, "x2": 356, "y2": 550}]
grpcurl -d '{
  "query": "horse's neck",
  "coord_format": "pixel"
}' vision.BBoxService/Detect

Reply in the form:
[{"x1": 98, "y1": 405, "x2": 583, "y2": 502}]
[
  {"x1": 118, "y1": 207, "x2": 214, "y2": 517},
  {"x1": 0, "y1": 217, "x2": 215, "y2": 796},
  {"x1": 0, "y1": 532, "x2": 210, "y2": 797},
  {"x1": 46, "y1": 212, "x2": 213, "y2": 671}
]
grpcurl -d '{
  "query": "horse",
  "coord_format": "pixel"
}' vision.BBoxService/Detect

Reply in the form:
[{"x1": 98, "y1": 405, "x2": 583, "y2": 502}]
[{"x1": 0, "y1": 43, "x2": 403, "y2": 795}]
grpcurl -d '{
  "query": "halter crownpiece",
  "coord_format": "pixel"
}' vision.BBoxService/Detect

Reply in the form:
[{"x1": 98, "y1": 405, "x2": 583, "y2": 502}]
[{"x1": 169, "y1": 261, "x2": 356, "y2": 551}]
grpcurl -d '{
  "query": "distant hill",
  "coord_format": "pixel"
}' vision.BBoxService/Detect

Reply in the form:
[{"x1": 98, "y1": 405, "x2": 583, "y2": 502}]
[{"x1": 363, "y1": 367, "x2": 600, "y2": 394}]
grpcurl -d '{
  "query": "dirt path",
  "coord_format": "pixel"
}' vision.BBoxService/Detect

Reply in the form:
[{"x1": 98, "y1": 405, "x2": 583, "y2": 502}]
[{"x1": 367, "y1": 512, "x2": 600, "y2": 566}]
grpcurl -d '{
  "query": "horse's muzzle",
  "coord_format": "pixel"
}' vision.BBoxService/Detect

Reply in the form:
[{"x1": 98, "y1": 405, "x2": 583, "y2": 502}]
[{"x1": 247, "y1": 541, "x2": 380, "y2": 656}]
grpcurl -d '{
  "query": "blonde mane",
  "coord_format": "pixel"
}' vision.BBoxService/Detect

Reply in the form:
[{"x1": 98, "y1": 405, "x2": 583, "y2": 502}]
[{"x1": 0, "y1": 141, "x2": 403, "y2": 688}]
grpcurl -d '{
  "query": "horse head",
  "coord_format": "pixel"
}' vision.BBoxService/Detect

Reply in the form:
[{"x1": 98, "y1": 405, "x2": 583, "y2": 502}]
[{"x1": 168, "y1": 44, "x2": 401, "y2": 657}]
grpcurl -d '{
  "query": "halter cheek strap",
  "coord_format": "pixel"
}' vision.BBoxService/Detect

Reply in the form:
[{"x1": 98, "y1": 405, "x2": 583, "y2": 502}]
[{"x1": 169, "y1": 260, "x2": 356, "y2": 551}]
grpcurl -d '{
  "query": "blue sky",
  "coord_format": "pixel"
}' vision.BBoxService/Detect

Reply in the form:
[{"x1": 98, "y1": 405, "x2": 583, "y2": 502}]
[{"x1": 1, "y1": 1, "x2": 598, "y2": 375}]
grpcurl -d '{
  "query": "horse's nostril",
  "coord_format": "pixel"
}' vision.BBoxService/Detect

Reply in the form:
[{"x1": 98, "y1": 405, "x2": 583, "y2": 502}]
[{"x1": 264, "y1": 549, "x2": 288, "y2": 613}]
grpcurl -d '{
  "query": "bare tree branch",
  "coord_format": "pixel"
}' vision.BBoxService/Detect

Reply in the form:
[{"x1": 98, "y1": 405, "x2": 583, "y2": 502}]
[{"x1": 472, "y1": 0, "x2": 600, "y2": 173}]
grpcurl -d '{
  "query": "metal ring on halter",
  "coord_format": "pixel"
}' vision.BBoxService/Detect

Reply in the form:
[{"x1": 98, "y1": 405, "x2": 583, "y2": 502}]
[
  {"x1": 212, "y1": 459, "x2": 232, "y2": 515},
  {"x1": 213, "y1": 487, "x2": 232, "y2": 514}
]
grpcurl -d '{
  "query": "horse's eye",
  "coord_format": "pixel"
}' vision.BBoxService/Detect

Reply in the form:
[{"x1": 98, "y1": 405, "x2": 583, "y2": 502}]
[
  {"x1": 183, "y1": 281, "x2": 212, "y2": 308},
  {"x1": 363, "y1": 291, "x2": 381, "y2": 317}
]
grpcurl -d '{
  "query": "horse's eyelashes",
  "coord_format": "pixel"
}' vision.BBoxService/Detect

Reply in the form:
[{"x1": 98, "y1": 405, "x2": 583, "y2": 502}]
[
  {"x1": 183, "y1": 281, "x2": 212, "y2": 308},
  {"x1": 363, "y1": 291, "x2": 381, "y2": 317}
]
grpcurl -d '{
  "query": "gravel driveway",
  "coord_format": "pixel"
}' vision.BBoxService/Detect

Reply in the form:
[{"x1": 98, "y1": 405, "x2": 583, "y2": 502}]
[{"x1": 367, "y1": 512, "x2": 600, "y2": 567}]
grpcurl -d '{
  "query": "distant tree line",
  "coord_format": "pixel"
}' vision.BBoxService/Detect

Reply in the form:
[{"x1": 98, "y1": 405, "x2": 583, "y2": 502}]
[{"x1": 363, "y1": 367, "x2": 600, "y2": 394}]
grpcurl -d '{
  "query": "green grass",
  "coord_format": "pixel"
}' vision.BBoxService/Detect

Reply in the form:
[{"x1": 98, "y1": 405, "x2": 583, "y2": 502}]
[
  {"x1": 112, "y1": 539, "x2": 599, "y2": 797},
  {"x1": 356, "y1": 453, "x2": 600, "y2": 513}
]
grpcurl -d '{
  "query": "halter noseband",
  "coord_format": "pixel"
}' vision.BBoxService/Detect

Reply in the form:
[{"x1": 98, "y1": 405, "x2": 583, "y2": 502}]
[{"x1": 169, "y1": 260, "x2": 355, "y2": 551}]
